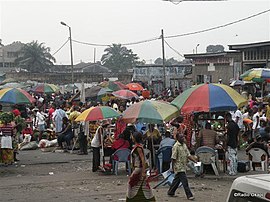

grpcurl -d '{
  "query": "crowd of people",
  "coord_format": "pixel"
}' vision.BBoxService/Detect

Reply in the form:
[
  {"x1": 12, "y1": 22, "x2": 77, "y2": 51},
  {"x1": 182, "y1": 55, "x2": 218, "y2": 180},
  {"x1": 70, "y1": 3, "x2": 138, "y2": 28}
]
[{"x1": 1, "y1": 84, "x2": 270, "y2": 201}]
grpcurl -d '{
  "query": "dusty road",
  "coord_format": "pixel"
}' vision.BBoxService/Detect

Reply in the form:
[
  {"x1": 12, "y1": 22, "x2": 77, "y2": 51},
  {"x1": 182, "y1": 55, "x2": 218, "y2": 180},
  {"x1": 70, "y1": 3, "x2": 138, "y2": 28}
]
[{"x1": 0, "y1": 149, "x2": 263, "y2": 202}]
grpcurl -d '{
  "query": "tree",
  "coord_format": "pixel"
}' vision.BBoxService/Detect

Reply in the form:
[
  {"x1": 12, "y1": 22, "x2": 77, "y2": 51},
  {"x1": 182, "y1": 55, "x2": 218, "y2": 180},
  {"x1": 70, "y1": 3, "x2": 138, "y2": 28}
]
[
  {"x1": 101, "y1": 44, "x2": 143, "y2": 73},
  {"x1": 154, "y1": 57, "x2": 180, "y2": 65},
  {"x1": 206, "y1": 45, "x2": 225, "y2": 53},
  {"x1": 15, "y1": 41, "x2": 55, "y2": 72}
]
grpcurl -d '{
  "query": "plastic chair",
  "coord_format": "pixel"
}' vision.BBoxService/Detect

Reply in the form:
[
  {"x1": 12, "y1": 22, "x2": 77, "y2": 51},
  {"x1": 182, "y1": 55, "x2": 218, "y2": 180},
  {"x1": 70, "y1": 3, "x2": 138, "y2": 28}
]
[
  {"x1": 112, "y1": 148, "x2": 131, "y2": 175},
  {"x1": 156, "y1": 146, "x2": 172, "y2": 173},
  {"x1": 196, "y1": 146, "x2": 219, "y2": 176},
  {"x1": 153, "y1": 170, "x2": 182, "y2": 189},
  {"x1": 248, "y1": 148, "x2": 268, "y2": 171}
]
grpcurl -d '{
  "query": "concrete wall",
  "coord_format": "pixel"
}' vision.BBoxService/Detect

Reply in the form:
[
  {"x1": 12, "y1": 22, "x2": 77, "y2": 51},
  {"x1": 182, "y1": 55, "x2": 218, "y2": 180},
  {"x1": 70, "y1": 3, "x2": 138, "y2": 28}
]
[{"x1": 5, "y1": 72, "x2": 104, "y2": 84}]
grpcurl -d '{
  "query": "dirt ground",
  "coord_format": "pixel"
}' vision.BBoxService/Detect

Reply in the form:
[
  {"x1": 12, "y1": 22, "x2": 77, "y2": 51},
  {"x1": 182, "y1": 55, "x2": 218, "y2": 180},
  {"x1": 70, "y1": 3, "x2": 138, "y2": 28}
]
[{"x1": 1, "y1": 149, "x2": 262, "y2": 202}]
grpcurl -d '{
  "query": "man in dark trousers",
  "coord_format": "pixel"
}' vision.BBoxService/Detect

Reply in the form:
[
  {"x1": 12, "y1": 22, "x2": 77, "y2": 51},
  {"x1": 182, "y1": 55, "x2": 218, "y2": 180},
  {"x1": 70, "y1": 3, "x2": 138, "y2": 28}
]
[
  {"x1": 225, "y1": 113, "x2": 240, "y2": 176},
  {"x1": 167, "y1": 133, "x2": 197, "y2": 200}
]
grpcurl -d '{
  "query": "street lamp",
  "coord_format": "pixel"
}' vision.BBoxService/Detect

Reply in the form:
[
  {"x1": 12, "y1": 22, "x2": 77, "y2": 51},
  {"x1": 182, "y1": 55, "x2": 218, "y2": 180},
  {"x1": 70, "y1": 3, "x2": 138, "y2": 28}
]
[
  {"x1": 163, "y1": 0, "x2": 226, "y2": 4},
  {"x1": 196, "y1": 44, "x2": 200, "y2": 54},
  {"x1": 60, "y1": 21, "x2": 74, "y2": 94}
]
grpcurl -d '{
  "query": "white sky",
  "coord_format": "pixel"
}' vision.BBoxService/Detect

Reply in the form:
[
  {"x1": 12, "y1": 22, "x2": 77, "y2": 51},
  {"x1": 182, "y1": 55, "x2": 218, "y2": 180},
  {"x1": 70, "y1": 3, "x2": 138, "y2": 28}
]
[{"x1": 1, "y1": 0, "x2": 270, "y2": 65}]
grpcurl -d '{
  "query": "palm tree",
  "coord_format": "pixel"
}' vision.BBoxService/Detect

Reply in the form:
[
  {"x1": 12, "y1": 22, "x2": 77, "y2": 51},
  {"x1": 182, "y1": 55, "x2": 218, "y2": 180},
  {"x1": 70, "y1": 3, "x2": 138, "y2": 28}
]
[
  {"x1": 15, "y1": 41, "x2": 56, "y2": 72},
  {"x1": 101, "y1": 44, "x2": 142, "y2": 73}
]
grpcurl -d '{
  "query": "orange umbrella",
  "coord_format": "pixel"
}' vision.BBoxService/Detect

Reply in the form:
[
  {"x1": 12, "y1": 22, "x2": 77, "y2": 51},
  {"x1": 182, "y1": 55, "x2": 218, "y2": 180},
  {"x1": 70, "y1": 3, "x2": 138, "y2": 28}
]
[{"x1": 126, "y1": 83, "x2": 143, "y2": 91}]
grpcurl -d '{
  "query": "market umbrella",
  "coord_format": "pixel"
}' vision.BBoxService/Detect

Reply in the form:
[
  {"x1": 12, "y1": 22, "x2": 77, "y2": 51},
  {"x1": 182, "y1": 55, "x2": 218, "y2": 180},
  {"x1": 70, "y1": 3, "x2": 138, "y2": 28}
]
[
  {"x1": 0, "y1": 82, "x2": 32, "y2": 90},
  {"x1": 0, "y1": 88, "x2": 36, "y2": 104},
  {"x1": 75, "y1": 106, "x2": 120, "y2": 122},
  {"x1": 122, "y1": 100, "x2": 180, "y2": 124},
  {"x1": 31, "y1": 83, "x2": 60, "y2": 94},
  {"x1": 112, "y1": 89, "x2": 139, "y2": 100},
  {"x1": 99, "y1": 81, "x2": 128, "y2": 91},
  {"x1": 64, "y1": 84, "x2": 78, "y2": 92},
  {"x1": 171, "y1": 83, "x2": 247, "y2": 113},
  {"x1": 126, "y1": 83, "x2": 144, "y2": 91},
  {"x1": 85, "y1": 86, "x2": 103, "y2": 98},
  {"x1": 240, "y1": 68, "x2": 270, "y2": 97},
  {"x1": 229, "y1": 80, "x2": 245, "y2": 87},
  {"x1": 84, "y1": 86, "x2": 113, "y2": 101},
  {"x1": 240, "y1": 68, "x2": 270, "y2": 82}
]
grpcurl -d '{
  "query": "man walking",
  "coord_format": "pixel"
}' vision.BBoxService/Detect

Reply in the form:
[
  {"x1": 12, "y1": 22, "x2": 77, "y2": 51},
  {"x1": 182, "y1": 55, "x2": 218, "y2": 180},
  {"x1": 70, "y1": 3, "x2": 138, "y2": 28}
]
[
  {"x1": 167, "y1": 133, "x2": 197, "y2": 200},
  {"x1": 225, "y1": 113, "x2": 240, "y2": 176}
]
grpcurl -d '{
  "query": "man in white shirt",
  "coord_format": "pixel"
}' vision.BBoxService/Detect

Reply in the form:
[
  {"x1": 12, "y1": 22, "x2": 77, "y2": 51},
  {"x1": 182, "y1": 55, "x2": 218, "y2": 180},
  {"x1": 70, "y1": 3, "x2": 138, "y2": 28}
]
[
  {"x1": 233, "y1": 108, "x2": 244, "y2": 131},
  {"x1": 36, "y1": 108, "x2": 47, "y2": 141},
  {"x1": 252, "y1": 106, "x2": 260, "y2": 141}
]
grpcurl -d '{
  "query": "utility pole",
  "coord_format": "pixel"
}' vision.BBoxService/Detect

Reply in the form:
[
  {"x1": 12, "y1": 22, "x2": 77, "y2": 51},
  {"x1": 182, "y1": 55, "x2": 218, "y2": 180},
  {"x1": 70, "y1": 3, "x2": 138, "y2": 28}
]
[
  {"x1": 161, "y1": 29, "x2": 166, "y2": 90},
  {"x1": 94, "y1": 48, "x2": 96, "y2": 63},
  {"x1": 60, "y1": 21, "x2": 74, "y2": 94}
]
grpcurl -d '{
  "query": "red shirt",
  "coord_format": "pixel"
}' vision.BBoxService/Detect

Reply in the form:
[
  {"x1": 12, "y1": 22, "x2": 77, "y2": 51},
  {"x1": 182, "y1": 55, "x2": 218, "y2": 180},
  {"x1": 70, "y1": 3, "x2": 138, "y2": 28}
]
[
  {"x1": 22, "y1": 127, "x2": 33, "y2": 137},
  {"x1": 114, "y1": 118, "x2": 126, "y2": 139},
  {"x1": 12, "y1": 109, "x2": 21, "y2": 117},
  {"x1": 112, "y1": 138, "x2": 130, "y2": 151},
  {"x1": 48, "y1": 108, "x2": 55, "y2": 119}
]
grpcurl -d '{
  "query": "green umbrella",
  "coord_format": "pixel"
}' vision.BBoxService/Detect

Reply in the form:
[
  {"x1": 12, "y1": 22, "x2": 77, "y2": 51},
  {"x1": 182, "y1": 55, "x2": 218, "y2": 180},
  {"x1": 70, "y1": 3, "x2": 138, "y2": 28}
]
[{"x1": 122, "y1": 100, "x2": 180, "y2": 124}]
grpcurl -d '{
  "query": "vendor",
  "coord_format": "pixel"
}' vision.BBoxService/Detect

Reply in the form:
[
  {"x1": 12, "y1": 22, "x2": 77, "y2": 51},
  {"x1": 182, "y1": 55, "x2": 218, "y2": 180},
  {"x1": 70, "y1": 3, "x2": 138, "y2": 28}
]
[
  {"x1": 198, "y1": 122, "x2": 218, "y2": 149},
  {"x1": 0, "y1": 112, "x2": 16, "y2": 164}
]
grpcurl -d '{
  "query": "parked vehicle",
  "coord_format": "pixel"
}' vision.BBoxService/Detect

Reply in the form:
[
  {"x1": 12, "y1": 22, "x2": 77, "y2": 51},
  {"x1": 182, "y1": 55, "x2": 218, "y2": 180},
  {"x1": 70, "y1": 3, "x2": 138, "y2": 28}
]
[{"x1": 226, "y1": 174, "x2": 270, "y2": 202}]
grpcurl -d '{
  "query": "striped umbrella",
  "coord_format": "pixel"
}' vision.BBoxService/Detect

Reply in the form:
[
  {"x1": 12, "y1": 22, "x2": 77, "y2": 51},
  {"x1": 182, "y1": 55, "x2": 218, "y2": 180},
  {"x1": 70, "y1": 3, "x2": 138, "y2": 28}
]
[
  {"x1": 99, "y1": 81, "x2": 127, "y2": 91},
  {"x1": 0, "y1": 88, "x2": 35, "y2": 104},
  {"x1": 122, "y1": 100, "x2": 180, "y2": 124},
  {"x1": 31, "y1": 83, "x2": 60, "y2": 94},
  {"x1": 112, "y1": 89, "x2": 138, "y2": 100},
  {"x1": 75, "y1": 106, "x2": 120, "y2": 122},
  {"x1": 240, "y1": 68, "x2": 270, "y2": 82},
  {"x1": 171, "y1": 83, "x2": 247, "y2": 113}
]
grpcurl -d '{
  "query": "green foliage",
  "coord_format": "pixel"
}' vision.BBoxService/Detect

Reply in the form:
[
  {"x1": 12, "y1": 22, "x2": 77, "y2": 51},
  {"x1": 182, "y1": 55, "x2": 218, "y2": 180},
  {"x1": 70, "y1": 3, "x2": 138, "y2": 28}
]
[
  {"x1": 154, "y1": 57, "x2": 180, "y2": 65},
  {"x1": 101, "y1": 44, "x2": 144, "y2": 73},
  {"x1": 15, "y1": 40, "x2": 56, "y2": 73},
  {"x1": 0, "y1": 112, "x2": 15, "y2": 124},
  {"x1": 14, "y1": 115, "x2": 26, "y2": 133},
  {"x1": 206, "y1": 45, "x2": 225, "y2": 53}
]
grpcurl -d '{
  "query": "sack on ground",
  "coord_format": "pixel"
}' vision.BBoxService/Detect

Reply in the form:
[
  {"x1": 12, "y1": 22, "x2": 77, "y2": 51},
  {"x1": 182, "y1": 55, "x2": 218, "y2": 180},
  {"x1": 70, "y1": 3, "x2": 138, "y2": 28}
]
[
  {"x1": 39, "y1": 139, "x2": 58, "y2": 148},
  {"x1": 20, "y1": 141, "x2": 39, "y2": 150},
  {"x1": 237, "y1": 160, "x2": 250, "y2": 172}
]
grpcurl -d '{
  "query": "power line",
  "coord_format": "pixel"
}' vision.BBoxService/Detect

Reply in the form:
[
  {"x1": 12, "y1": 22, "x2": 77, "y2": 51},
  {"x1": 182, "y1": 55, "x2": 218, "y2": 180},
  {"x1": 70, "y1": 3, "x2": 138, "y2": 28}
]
[
  {"x1": 52, "y1": 38, "x2": 69, "y2": 56},
  {"x1": 72, "y1": 39, "x2": 109, "y2": 47},
  {"x1": 72, "y1": 36, "x2": 160, "y2": 47},
  {"x1": 164, "y1": 39, "x2": 185, "y2": 58},
  {"x1": 54, "y1": 9, "x2": 269, "y2": 56},
  {"x1": 165, "y1": 8, "x2": 270, "y2": 39}
]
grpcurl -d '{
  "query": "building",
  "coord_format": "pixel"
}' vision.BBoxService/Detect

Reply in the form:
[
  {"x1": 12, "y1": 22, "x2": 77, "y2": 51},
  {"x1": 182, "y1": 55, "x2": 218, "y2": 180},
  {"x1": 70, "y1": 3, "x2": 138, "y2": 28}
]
[
  {"x1": 184, "y1": 51, "x2": 242, "y2": 85},
  {"x1": 133, "y1": 63, "x2": 192, "y2": 94},
  {"x1": 0, "y1": 41, "x2": 24, "y2": 71},
  {"x1": 229, "y1": 41, "x2": 270, "y2": 96},
  {"x1": 228, "y1": 41, "x2": 270, "y2": 72}
]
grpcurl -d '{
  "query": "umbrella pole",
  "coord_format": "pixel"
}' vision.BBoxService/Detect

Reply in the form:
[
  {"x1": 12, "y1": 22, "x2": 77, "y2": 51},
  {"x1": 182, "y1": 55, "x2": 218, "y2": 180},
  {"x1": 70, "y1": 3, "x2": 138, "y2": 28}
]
[
  {"x1": 151, "y1": 133, "x2": 155, "y2": 169},
  {"x1": 261, "y1": 82, "x2": 264, "y2": 98}
]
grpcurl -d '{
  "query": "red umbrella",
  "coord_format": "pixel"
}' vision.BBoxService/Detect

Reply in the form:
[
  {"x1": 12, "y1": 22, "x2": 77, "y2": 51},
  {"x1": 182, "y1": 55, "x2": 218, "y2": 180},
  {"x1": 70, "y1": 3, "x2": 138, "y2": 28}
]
[
  {"x1": 126, "y1": 83, "x2": 144, "y2": 91},
  {"x1": 112, "y1": 90, "x2": 139, "y2": 100}
]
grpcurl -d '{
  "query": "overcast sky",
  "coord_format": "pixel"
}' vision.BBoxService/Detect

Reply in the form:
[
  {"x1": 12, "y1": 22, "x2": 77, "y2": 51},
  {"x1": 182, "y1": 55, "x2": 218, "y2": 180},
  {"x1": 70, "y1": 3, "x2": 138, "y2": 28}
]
[{"x1": 1, "y1": 0, "x2": 270, "y2": 65}]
